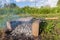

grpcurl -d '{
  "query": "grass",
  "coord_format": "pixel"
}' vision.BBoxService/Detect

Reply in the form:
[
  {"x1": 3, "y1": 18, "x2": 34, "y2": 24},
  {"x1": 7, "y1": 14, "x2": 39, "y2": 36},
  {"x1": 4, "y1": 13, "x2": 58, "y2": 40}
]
[
  {"x1": 16, "y1": 13, "x2": 60, "y2": 40},
  {"x1": 0, "y1": 13, "x2": 60, "y2": 40}
]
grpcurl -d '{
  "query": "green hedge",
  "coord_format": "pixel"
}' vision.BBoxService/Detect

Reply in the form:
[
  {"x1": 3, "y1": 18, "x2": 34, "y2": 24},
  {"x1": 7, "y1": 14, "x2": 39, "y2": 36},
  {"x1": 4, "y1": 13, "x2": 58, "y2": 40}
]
[{"x1": 0, "y1": 6, "x2": 60, "y2": 15}]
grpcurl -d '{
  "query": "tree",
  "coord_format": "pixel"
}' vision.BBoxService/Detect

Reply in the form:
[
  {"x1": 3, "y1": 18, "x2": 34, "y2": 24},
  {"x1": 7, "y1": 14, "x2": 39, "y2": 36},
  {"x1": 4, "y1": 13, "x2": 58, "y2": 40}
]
[
  {"x1": 4, "y1": 3, "x2": 17, "y2": 8},
  {"x1": 0, "y1": 0, "x2": 3, "y2": 8},
  {"x1": 9, "y1": 3, "x2": 17, "y2": 8},
  {"x1": 57, "y1": 0, "x2": 60, "y2": 6}
]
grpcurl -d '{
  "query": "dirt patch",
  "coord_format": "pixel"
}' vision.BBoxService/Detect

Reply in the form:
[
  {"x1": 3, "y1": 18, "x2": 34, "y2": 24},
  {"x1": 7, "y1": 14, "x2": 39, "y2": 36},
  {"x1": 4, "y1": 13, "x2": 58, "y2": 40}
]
[{"x1": 0, "y1": 30, "x2": 41, "y2": 40}]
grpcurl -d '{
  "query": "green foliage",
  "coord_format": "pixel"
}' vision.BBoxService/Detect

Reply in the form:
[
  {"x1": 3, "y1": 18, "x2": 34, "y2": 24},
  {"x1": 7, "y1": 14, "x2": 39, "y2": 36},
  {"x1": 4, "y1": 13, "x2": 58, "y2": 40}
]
[
  {"x1": 40, "y1": 20, "x2": 60, "y2": 40},
  {"x1": 0, "y1": 6, "x2": 60, "y2": 15},
  {"x1": 57, "y1": 0, "x2": 60, "y2": 6},
  {"x1": 4, "y1": 3, "x2": 17, "y2": 8},
  {"x1": 0, "y1": 4, "x2": 60, "y2": 40}
]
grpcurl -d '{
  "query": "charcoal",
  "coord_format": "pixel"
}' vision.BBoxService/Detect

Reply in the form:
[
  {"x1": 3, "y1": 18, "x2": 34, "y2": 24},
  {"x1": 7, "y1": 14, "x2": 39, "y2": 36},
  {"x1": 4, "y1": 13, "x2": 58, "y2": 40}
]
[
  {"x1": 5, "y1": 17, "x2": 42, "y2": 40},
  {"x1": 10, "y1": 22, "x2": 34, "y2": 40}
]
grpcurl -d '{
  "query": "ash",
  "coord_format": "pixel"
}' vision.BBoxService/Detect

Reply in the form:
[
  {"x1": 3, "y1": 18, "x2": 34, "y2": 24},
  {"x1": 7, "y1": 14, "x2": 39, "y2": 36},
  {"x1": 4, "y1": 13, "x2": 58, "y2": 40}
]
[
  {"x1": 10, "y1": 22, "x2": 34, "y2": 40},
  {"x1": 5, "y1": 17, "x2": 41, "y2": 40}
]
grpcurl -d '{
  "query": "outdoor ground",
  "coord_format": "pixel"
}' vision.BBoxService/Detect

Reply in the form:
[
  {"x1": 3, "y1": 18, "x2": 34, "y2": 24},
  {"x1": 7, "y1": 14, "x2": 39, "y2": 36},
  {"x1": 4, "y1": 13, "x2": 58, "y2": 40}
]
[{"x1": 0, "y1": 13, "x2": 60, "y2": 40}]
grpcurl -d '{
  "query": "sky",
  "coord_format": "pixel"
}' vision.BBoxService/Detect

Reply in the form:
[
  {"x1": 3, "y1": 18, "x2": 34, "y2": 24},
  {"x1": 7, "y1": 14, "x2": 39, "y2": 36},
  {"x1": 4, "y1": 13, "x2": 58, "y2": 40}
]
[{"x1": 0, "y1": 0, "x2": 59, "y2": 8}]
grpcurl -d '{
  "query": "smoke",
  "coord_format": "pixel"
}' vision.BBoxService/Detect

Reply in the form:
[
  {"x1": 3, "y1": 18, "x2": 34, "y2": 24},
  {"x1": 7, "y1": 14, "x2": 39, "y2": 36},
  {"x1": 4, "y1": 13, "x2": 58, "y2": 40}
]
[{"x1": 0, "y1": 0, "x2": 11, "y2": 7}]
